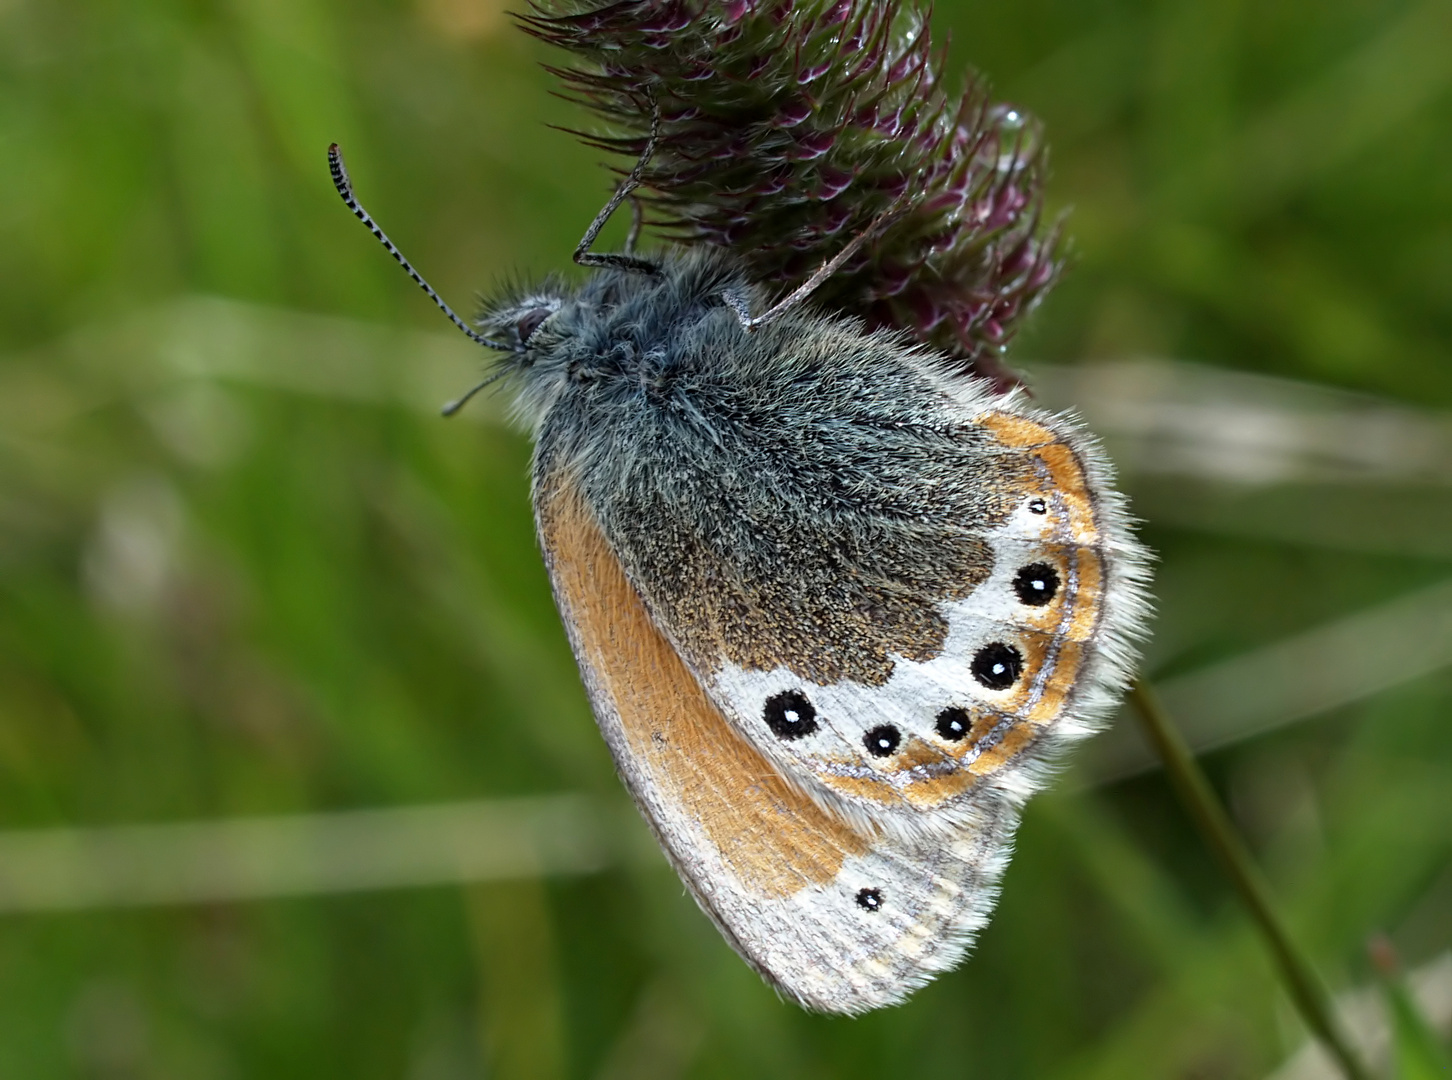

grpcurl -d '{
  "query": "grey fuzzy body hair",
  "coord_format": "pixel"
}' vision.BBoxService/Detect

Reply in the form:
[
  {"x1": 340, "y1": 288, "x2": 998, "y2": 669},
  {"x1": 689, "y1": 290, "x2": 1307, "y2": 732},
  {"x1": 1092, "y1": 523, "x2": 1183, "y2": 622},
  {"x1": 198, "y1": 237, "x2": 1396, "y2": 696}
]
[{"x1": 504, "y1": 249, "x2": 1037, "y2": 687}]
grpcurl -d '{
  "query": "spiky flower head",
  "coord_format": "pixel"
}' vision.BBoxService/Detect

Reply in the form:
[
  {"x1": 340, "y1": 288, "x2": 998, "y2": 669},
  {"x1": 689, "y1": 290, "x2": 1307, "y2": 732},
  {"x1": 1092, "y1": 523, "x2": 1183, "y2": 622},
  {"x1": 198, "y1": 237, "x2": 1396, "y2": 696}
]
[{"x1": 520, "y1": 0, "x2": 1063, "y2": 387}]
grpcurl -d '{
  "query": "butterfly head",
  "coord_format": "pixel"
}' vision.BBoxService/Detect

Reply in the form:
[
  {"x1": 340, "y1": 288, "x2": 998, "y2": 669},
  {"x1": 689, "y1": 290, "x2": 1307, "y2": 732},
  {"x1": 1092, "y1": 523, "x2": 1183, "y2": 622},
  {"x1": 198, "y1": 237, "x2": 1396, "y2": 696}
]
[
  {"x1": 477, "y1": 279, "x2": 571, "y2": 360},
  {"x1": 465, "y1": 276, "x2": 594, "y2": 422},
  {"x1": 475, "y1": 256, "x2": 730, "y2": 425}
]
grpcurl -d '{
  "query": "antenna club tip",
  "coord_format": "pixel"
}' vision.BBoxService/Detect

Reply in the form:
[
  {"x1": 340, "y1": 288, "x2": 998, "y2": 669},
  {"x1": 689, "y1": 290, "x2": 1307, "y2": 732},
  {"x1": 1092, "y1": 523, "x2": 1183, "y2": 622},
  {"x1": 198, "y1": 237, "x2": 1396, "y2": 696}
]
[
  {"x1": 328, "y1": 145, "x2": 351, "y2": 196},
  {"x1": 440, "y1": 401, "x2": 462, "y2": 418}
]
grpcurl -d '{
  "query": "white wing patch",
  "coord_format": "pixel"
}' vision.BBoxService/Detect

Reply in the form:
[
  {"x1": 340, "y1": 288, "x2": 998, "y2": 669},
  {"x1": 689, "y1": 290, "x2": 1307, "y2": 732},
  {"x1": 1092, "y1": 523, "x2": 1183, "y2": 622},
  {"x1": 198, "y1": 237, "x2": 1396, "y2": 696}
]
[{"x1": 694, "y1": 799, "x2": 1018, "y2": 1012}]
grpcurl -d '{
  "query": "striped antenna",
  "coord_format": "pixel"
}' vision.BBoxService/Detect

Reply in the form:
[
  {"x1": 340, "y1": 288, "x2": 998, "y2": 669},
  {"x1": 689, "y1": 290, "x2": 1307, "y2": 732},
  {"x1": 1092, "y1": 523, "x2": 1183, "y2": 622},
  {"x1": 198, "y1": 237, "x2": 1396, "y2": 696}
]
[{"x1": 328, "y1": 144, "x2": 509, "y2": 352}]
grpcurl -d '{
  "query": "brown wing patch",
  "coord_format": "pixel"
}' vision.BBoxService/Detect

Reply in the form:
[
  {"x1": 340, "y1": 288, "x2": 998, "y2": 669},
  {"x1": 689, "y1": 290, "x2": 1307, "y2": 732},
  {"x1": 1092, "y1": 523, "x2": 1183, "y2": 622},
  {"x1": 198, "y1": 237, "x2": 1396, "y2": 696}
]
[{"x1": 538, "y1": 476, "x2": 871, "y2": 899}]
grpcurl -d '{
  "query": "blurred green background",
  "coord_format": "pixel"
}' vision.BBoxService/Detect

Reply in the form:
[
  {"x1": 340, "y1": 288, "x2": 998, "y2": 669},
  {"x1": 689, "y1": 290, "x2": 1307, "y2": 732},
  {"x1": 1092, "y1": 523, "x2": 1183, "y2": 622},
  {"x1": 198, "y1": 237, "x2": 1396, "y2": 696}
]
[{"x1": 2, "y1": 1, "x2": 1450, "y2": 1077}]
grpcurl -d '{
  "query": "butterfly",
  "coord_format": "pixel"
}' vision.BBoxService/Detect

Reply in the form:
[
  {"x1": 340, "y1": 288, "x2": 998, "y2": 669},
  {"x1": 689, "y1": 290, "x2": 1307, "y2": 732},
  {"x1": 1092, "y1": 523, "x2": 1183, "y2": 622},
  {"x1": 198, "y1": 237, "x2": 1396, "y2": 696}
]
[{"x1": 328, "y1": 121, "x2": 1151, "y2": 1013}]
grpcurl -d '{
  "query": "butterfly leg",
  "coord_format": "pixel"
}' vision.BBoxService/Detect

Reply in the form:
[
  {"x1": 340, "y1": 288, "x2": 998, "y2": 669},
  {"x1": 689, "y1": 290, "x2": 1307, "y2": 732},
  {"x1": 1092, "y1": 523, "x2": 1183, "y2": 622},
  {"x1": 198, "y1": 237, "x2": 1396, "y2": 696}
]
[
  {"x1": 622, "y1": 195, "x2": 645, "y2": 257},
  {"x1": 574, "y1": 94, "x2": 661, "y2": 276},
  {"x1": 722, "y1": 204, "x2": 904, "y2": 331}
]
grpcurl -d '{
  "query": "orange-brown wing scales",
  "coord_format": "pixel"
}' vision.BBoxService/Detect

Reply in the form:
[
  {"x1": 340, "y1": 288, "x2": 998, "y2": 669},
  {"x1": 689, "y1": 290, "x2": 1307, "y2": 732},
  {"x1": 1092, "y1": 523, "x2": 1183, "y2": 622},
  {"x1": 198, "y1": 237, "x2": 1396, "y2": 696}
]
[
  {"x1": 980, "y1": 411, "x2": 1102, "y2": 546},
  {"x1": 537, "y1": 475, "x2": 871, "y2": 900}
]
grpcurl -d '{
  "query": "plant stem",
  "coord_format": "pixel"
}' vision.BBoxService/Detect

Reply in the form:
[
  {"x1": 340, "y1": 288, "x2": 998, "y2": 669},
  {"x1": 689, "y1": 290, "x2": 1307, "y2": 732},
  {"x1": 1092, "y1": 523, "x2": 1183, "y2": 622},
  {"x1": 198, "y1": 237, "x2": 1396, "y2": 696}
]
[{"x1": 1127, "y1": 678, "x2": 1374, "y2": 1080}]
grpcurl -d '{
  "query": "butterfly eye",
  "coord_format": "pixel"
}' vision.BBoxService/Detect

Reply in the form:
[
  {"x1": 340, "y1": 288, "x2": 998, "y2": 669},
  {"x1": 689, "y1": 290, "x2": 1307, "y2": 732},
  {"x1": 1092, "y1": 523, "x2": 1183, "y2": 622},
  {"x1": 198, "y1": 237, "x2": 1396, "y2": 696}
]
[
  {"x1": 763, "y1": 690, "x2": 818, "y2": 739},
  {"x1": 971, "y1": 642, "x2": 1023, "y2": 690},
  {"x1": 516, "y1": 307, "x2": 553, "y2": 343},
  {"x1": 1012, "y1": 563, "x2": 1059, "y2": 606}
]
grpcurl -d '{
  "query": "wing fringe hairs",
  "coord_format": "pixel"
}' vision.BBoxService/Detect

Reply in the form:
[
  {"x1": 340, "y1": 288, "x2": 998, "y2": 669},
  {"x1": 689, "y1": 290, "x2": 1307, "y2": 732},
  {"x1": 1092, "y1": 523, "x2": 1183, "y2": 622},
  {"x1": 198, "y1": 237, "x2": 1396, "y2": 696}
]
[{"x1": 518, "y1": 0, "x2": 1064, "y2": 389}]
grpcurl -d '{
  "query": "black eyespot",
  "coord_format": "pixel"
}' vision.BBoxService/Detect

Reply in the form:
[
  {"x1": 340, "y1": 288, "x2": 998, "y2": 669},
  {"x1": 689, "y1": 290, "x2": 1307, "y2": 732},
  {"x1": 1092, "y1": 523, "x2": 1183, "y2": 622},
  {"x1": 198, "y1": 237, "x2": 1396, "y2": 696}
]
[
  {"x1": 856, "y1": 887, "x2": 883, "y2": 912},
  {"x1": 1027, "y1": 497, "x2": 1048, "y2": 515},
  {"x1": 863, "y1": 725, "x2": 900, "y2": 757},
  {"x1": 935, "y1": 707, "x2": 972, "y2": 741},
  {"x1": 971, "y1": 642, "x2": 1023, "y2": 690},
  {"x1": 1013, "y1": 562, "x2": 1059, "y2": 606},
  {"x1": 763, "y1": 690, "x2": 818, "y2": 740},
  {"x1": 516, "y1": 307, "x2": 552, "y2": 343}
]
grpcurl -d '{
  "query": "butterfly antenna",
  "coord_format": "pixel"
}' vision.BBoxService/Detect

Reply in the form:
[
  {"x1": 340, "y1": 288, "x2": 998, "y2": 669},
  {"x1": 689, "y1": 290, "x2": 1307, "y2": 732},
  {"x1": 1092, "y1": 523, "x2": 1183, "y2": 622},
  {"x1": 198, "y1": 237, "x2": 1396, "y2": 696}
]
[
  {"x1": 440, "y1": 369, "x2": 509, "y2": 418},
  {"x1": 328, "y1": 143, "x2": 508, "y2": 352}
]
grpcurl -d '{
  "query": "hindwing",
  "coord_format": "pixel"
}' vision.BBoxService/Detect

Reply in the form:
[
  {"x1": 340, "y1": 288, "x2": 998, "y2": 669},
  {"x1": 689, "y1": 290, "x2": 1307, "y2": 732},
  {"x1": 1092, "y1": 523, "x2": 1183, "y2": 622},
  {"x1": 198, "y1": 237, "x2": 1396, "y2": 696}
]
[{"x1": 536, "y1": 475, "x2": 1018, "y2": 1013}]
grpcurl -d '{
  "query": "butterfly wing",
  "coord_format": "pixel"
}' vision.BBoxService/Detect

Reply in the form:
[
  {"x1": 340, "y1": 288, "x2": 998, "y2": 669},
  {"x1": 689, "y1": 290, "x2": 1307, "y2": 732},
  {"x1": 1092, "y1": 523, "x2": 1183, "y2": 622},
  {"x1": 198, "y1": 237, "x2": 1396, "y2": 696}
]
[
  {"x1": 696, "y1": 400, "x2": 1152, "y2": 838},
  {"x1": 552, "y1": 315, "x2": 1150, "y2": 844},
  {"x1": 536, "y1": 474, "x2": 1018, "y2": 1014}
]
